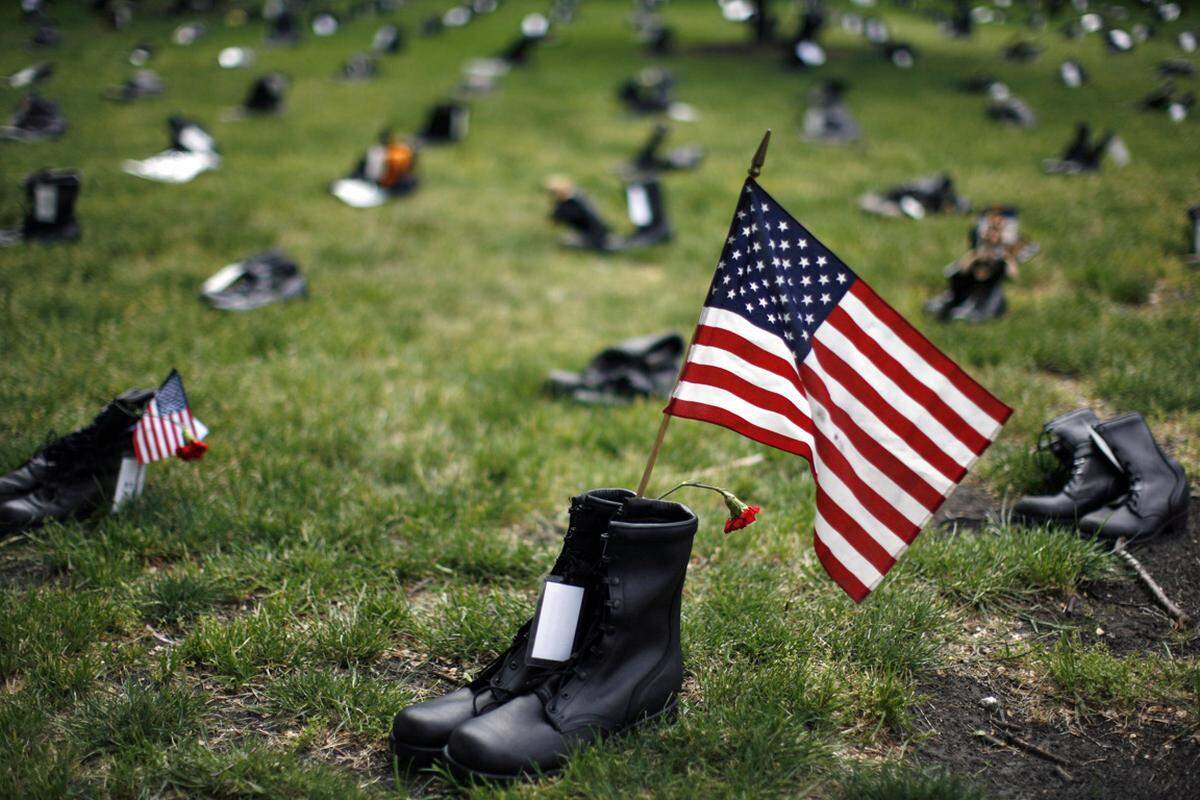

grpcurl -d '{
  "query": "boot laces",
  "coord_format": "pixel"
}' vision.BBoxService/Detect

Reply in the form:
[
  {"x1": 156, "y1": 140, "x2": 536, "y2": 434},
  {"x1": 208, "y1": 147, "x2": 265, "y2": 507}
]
[{"x1": 542, "y1": 538, "x2": 616, "y2": 705}]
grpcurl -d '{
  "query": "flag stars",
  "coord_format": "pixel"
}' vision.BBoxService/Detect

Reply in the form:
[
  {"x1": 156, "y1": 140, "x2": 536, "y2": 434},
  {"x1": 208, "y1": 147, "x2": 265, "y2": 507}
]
[
  {"x1": 801, "y1": 275, "x2": 812, "y2": 286},
  {"x1": 816, "y1": 255, "x2": 827, "y2": 267},
  {"x1": 737, "y1": 210, "x2": 747, "y2": 219},
  {"x1": 767, "y1": 314, "x2": 776, "y2": 324},
  {"x1": 731, "y1": 250, "x2": 742, "y2": 260},
  {"x1": 768, "y1": 239, "x2": 776, "y2": 250},
  {"x1": 758, "y1": 297, "x2": 769, "y2": 308},
  {"x1": 775, "y1": 275, "x2": 785, "y2": 286},
  {"x1": 779, "y1": 240, "x2": 790, "y2": 252},
  {"x1": 749, "y1": 281, "x2": 759, "y2": 292},
  {"x1": 802, "y1": 295, "x2": 813, "y2": 306},
  {"x1": 778, "y1": 221, "x2": 789, "y2": 232},
  {"x1": 818, "y1": 274, "x2": 830, "y2": 285},
  {"x1": 784, "y1": 330, "x2": 794, "y2": 341},
  {"x1": 752, "y1": 242, "x2": 762, "y2": 252},
  {"x1": 798, "y1": 238, "x2": 808, "y2": 249},
  {"x1": 820, "y1": 293, "x2": 832, "y2": 304},
  {"x1": 742, "y1": 226, "x2": 751, "y2": 237},
  {"x1": 745, "y1": 302, "x2": 754, "y2": 313},
  {"x1": 771, "y1": 257, "x2": 780, "y2": 267},
  {"x1": 801, "y1": 330, "x2": 810, "y2": 341},
  {"x1": 722, "y1": 275, "x2": 732, "y2": 285},
  {"x1": 805, "y1": 313, "x2": 815, "y2": 324},
  {"x1": 727, "y1": 290, "x2": 736, "y2": 299},
  {"x1": 836, "y1": 273, "x2": 848, "y2": 284},
  {"x1": 781, "y1": 259, "x2": 791, "y2": 269},
  {"x1": 800, "y1": 257, "x2": 810, "y2": 268}
]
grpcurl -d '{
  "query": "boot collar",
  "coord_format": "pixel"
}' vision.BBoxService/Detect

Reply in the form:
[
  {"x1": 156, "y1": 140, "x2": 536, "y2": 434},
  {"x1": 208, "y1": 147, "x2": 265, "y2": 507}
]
[
  {"x1": 572, "y1": 488, "x2": 635, "y2": 513},
  {"x1": 608, "y1": 497, "x2": 697, "y2": 543}
]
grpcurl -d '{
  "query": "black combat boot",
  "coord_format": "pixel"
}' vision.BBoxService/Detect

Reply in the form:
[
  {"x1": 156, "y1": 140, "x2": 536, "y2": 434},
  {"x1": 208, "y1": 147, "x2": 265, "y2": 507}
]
[
  {"x1": 1078, "y1": 414, "x2": 1189, "y2": 542},
  {"x1": 924, "y1": 269, "x2": 976, "y2": 320},
  {"x1": 946, "y1": 260, "x2": 1007, "y2": 322},
  {"x1": 416, "y1": 101, "x2": 469, "y2": 145},
  {"x1": 0, "y1": 94, "x2": 67, "y2": 141},
  {"x1": 1013, "y1": 408, "x2": 1124, "y2": 524},
  {"x1": 549, "y1": 187, "x2": 614, "y2": 252},
  {"x1": 19, "y1": 168, "x2": 82, "y2": 244},
  {"x1": 0, "y1": 388, "x2": 153, "y2": 533},
  {"x1": 242, "y1": 73, "x2": 288, "y2": 115},
  {"x1": 444, "y1": 496, "x2": 698, "y2": 780},
  {"x1": 389, "y1": 489, "x2": 634, "y2": 767}
]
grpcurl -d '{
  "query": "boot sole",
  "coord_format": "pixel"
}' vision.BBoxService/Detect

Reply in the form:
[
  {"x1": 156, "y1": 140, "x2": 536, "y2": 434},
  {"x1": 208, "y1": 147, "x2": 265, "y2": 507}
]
[
  {"x1": 388, "y1": 729, "x2": 444, "y2": 769},
  {"x1": 442, "y1": 699, "x2": 679, "y2": 783}
]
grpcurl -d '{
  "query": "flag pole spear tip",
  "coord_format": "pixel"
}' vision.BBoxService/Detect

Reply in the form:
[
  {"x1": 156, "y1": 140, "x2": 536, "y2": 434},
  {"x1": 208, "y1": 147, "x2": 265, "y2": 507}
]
[{"x1": 748, "y1": 129, "x2": 772, "y2": 179}]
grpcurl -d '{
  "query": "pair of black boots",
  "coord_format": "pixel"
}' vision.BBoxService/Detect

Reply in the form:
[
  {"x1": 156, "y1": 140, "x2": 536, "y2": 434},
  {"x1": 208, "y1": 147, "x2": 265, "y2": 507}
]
[
  {"x1": 1015, "y1": 409, "x2": 1190, "y2": 542},
  {"x1": 390, "y1": 489, "x2": 697, "y2": 780},
  {"x1": 0, "y1": 389, "x2": 153, "y2": 535},
  {"x1": 548, "y1": 177, "x2": 672, "y2": 253}
]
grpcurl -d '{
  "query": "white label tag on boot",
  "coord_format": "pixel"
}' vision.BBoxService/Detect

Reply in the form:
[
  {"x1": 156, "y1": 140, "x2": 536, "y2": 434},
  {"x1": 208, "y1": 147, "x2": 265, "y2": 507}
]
[
  {"x1": 525, "y1": 577, "x2": 585, "y2": 666},
  {"x1": 626, "y1": 183, "x2": 652, "y2": 228},
  {"x1": 33, "y1": 183, "x2": 57, "y2": 223},
  {"x1": 111, "y1": 457, "x2": 146, "y2": 512},
  {"x1": 1089, "y1": 427, "x2": 1123, "y2": 472}
]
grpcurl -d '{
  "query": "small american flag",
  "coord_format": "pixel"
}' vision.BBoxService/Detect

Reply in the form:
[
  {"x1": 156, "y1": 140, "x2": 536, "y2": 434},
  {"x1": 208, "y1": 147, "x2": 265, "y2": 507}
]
[
  {"x1": 666, "y1": 179, "x2": 1011, "y2": 601},
  {"x1": 134, "y1": 370, "x2": 198, "y2": 464}
]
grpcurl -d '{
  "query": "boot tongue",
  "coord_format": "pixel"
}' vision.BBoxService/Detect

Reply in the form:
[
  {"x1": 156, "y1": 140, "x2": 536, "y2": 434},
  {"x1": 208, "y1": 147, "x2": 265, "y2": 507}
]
[{"x1": 1046, "y1": 409, "x2": 1100, "y2": 451}]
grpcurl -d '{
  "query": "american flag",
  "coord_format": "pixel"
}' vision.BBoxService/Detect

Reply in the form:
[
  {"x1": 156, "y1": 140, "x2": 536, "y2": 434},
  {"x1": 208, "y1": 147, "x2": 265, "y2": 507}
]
[
  {"x1": 665, "y1": 179, "x2": 1011, "y2": 601},
  {"x1": 134, "y1": 370, "x2": 198, "y2": 464}
]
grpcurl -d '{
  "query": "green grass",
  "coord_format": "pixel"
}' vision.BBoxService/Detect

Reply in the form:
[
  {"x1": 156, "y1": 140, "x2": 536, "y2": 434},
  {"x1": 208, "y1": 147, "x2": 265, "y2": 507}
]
[{"x1": 1, "y1": 0, "x2": 1198, "y2": 797}]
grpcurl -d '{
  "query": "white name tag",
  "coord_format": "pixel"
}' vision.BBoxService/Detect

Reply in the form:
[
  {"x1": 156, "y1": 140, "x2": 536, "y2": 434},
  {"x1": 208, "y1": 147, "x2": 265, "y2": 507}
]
[
  {"x1": 34, "y1": 184, "x2": 57, "y2": 223},
  {"x1": 112, "y1": 457, "x2": 146, "y2": 512},
  {"x1": 526, "y1": 578, "x2": 585, "y2": 664},
  {"x1": 627, "y1": 184, "x2": 652, "y2": 228}
]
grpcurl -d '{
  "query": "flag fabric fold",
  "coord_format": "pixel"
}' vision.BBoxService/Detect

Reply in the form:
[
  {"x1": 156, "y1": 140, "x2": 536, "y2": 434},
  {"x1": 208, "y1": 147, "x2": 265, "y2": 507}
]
[{"x1": 665, "y1": 178, "x2": 1011, "y2": 601}]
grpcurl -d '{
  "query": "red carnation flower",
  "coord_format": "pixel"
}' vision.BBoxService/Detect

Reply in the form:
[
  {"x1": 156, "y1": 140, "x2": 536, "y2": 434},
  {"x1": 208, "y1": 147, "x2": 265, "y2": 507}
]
[
  {"x1": 724, "y1": 504, "x2": 760, "y2": 533},
  {"x1": 176, "y1": 439, "x2": 208, "y2": 461}
]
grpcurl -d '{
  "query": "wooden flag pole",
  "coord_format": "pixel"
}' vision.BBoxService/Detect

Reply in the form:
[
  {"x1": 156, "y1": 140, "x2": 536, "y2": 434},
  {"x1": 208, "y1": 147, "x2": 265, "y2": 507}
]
[{"x1": 635, "y1": 130, "x2": 772, "y2": 497}]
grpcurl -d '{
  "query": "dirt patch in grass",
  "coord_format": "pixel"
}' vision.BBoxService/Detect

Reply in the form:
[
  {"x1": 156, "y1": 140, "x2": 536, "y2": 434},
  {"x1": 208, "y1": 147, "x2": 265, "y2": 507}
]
[
  {"x1": 1019, "y1": 496, "x2": 1200, "y2": 658},
  {"x1": 933, "y1": 481, "x2": 1002, "y2": 531},
  {"x1": 935, "y1": 479, "x2": 1200, "y2": 657},
  {"x1": 913, "y1": 672, "x2": 1200, "y2": 800}
]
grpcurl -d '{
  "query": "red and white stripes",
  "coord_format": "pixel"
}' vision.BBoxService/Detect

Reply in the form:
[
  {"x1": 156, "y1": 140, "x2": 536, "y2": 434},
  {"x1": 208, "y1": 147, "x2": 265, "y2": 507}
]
[{"x1": 666, "y1": 280, "x2": 1010, "y2": 602}]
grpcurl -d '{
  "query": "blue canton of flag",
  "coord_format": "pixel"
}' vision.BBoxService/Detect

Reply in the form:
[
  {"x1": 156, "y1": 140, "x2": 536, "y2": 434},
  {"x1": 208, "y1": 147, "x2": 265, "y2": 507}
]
[{"x1": 705, "y1": 181, "x2": 857, "y2": 355}]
